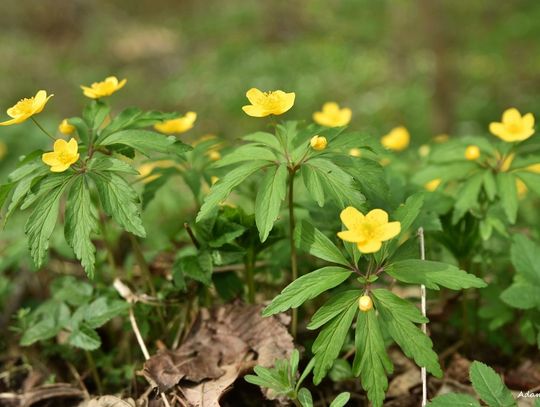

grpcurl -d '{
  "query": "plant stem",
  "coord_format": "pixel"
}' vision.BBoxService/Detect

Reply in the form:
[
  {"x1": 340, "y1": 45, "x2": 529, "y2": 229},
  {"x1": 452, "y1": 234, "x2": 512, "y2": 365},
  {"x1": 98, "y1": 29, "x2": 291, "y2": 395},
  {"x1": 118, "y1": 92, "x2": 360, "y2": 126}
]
[
  {"x1": 417, "y1": 227, "x2": 427, "y2": 407},
  {"x1": 128, "y1": 234, "x2": 166, "y2": 330},
  {"x1": 245, "y1": 245, "x2": 256, "y2": 303},
  {"x1": 30, "y1": 117, "x2": 55, "y2": 141},
  {"x1": 288, "y1": 168, "x2": 298, "y2": 338},
  {"x1": 84, "y1": 351, "x2": 103, "y2": 395}
]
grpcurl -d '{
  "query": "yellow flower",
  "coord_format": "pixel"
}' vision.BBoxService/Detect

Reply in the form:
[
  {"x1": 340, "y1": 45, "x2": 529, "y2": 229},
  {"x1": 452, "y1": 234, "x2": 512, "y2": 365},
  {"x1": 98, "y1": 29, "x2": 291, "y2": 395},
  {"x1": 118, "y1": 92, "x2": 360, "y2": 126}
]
[
  {"x1": 349, "y1": 148, "x2": 362, "y2": 157},
  {"x1": 525, "y1": 163, "x2": 540, "y2": 173},
  {"x1": 516, "y1": 178, "x2": 528, "y2": 199},
  {"x1": 433, "y1": 134, "x2": 449, "y2": 143},
  {"x1": 313, "y1": 102, "x2": 352, "y2": 127},
  {"x1": 465, "y1": 145, "x2": 480, "y2": 161},
  {"x1": 498, "y1": 152, "x2": 515, "y2": 172},
  {"x1": 424, "y1": 178, "x2": 441, "y2": 192},
  {"x1": 310, "y1": 135, "x2": 327, "y2": 151},
  {"x1": 0, "y1": 90, "x2": 53, "y2": 126},
  {"x1": 137, "y1": 160, "x2": 178, "y2": 183},
  {"x1": 337, "y1": 207, "x2": 401, "y2": 254},
  {"x1": 208, "y1": 150, "x2": 221, "y2": 161},
  {"x1": 418, "y1": 144, "x2": 430, "y2": 157},
  {"x1": 489, "y1": 108, "x2": 535, "y2": 142},
  {"x1": 58, "y1": 119, "x2": 76, "y2": 135},
  {"x1": 81, "y1": 76, "x2": 127, "y2": 99},
  {"x1": 154, "y1": 112, "x2": 197, "y2": 134},
  {"x1": 381, "y1": 126, "x2": 410, "y2": 151},
  {"x1": 358, "y1": 295, "x2": 373, "y2": 312},
  {"x1": 42, "y1": 138, "x2": 79, "y2": 172},
  {"x1": 242, "y1": 88, "x2": 295, "y2": 117},
  {"x1": 0, "y1": 141, "x2": 6, "y2": 160}
]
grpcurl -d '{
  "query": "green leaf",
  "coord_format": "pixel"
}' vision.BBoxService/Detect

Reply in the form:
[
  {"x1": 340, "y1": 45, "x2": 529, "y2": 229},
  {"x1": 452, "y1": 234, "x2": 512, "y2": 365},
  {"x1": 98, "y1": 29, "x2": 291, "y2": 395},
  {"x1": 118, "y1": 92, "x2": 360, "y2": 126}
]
[
  {"x1": 370, "y1": 289, "x2": 427, "y2": 323},
  {"x1": 197, "y1": 160, "x2": 271, "y2": 221},
  {"x1": 91, "y1": 172, "x2": 146, "y2": 237},
  {"x1": 173, "y1": 251, "x2": 213, "y2": 286},
  {"x1": 329, "y1": 359, "x2": 353, "y2": 382},
  {"x1": 102, "y1": 107, "x2": 178, "y2": 135},
  {"x1": 497, "y1": 172, "x2": 518, "y2": 224},
  {"x1": 21, "y1": 172, "x2": 71, "y2": 210},
  {"x1": 303, "y1": 158, "x2": 364, "y2": 207},
  {"x1": 427, "y1": 393, "x2": 481, "y2": 407},
  {"x1": 352, "y1": 308, "x2": 393, "y2": 407},
  {"x1": 68, "y1": 323, "x2": 102, "y2": 350},
  {"x1": 329, "y1": 392, "x2": 351, "y2": 407},
  {"x1": 97, "y1": 129, "x2": 191, "y2": 157},
  {"x1": 469, "y1": 361, "x2": 516, "y2": 407},
  {"x1": 52, "y1": 276, "x2": 93, "y2": 306},
  {"x1": 308, "y1": 289, "x2": 360, "y2": 330},
  {"x1": 242, "y1": 131, "x2": 283, "y2": 152},
  {"x1": 255, "y1": 164, "x2": 287, "y2": 242},
  {"x1": 312, "y1": 300, "x2": 357, "y2": 384},
  {"x1": 298, "y1": 388, "x2": 313, "y2": 407},
  {"x1": 385, "y1": 259, "x2": 487, "y2": 290},
  {"x1": 20, "y1": 318, "x2": 59, "y2": 346},
  {"x1": 0, "y1": 183, "x2": 14, "y2": 210},
  {"x1": 83, "y1": 100, "x2": 110, "y2": 129},
  {"x1": 483, "y1": 171, "x2": 497, "y2": 201},
  {"x1": 393, "y1": 193, "x2": 424, "y2": 235},
  {"x1": 25, "y1": 177, "x2": 72, "y2": 268},
  {"x1": 452, "y1": 172, "x2": 483, "y2": 223},
  {"x1": 84, "y1": 297, "x2": 129, "y2": 328},
  {"x1": 372, "y1": 289, "x2": 442, "y2": 377},
  {"x1": 262, "y1": 267, "x2": 352, "y2": 316},
  {"x1": 88, "y1": 156, "x2": 139, "y2": 175},
  {"x1": 510, "y1": 234, "x2": 540, "y2": 285},
  {"x1": 295, "y1": 221, "x2": 350, "y2": 267},
  {"x1": 301, "y1": 164, "x2": 325, "y2": 207},
  {"x1": 64, "y1": 176, "x2": 99, "y2": 278},
  {"x1": 67, "y1": 117, "x2": 89, "y2": 144},
  {"x1": 500, "y1": 283, "x2": 539, "y2": 310},
  {"x1": 214, "y1": 145, "x2": 277, "y2": 167}
]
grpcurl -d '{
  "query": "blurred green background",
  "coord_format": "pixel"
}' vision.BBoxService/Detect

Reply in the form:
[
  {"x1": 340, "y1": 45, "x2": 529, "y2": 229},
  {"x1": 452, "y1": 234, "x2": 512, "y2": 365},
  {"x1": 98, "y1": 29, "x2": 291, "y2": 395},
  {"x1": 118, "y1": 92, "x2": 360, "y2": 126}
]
[{"x1": 0, "y1": 0, "x2": 539, "y2": 172}]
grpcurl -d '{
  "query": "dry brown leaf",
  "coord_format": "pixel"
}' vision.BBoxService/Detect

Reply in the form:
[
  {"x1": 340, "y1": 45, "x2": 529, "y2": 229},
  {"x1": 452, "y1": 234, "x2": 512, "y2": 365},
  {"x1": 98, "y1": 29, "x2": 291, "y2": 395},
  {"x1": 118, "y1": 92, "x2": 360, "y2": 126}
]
[
  {"x1": 143, "y1": 302, "x2": 293, "y2": 407},
  {"x1": 78, "y1": 396, "x2": 137, "y2": 407}
]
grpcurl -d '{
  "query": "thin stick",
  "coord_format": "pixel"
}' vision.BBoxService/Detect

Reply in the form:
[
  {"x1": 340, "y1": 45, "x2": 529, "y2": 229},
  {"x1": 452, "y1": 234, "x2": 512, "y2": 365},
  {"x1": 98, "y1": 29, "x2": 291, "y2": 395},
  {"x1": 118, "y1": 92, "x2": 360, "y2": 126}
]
[
  {"x1": 288, "y1": 169, "x2": 299, "y2": 338},
  {"x1": 114, "y1": 279, "x2": 172, "y2": 407},
  {"x1": 30, "y1": 117, "x2": 56, "y2": 141},
  {"x1": 418, "y1": 227, "x2": 427, "y2": 406}
]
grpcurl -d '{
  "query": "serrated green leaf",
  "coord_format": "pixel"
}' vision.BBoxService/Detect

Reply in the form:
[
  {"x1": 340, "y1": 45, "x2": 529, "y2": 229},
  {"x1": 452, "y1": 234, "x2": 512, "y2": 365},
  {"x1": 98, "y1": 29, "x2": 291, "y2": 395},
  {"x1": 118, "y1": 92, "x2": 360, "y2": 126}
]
[
  {"x1": 21, "y1": 172, "x2": 72, "y2": 210},
  {"x1": 385, "y1": 259, "x2": 486, "y2": 290},
  {"x1": 329, "y1": 392, "x2": 351, "y2": 407},
  {"x1": 97, "y1": 129, "x2": 191, "y2": 156},
  {"x1": 298, "y1": 388, "x2": 313, "y2": 407},
  {"x1": 510, "y1": 234, "x2": 540, "y2": 285},
  {"x1": 303, "y1": 158, "x2": 364, "y2": 207},
  {"x1": 25, "y1": 177, "x2": 72, "y2": 268},
  {"x1": 88, "y1": 155, "x2": 139, "y2": 174},
  {"x1": 173, "y1": 251, "x2": 213, "y2": 286},
  {"x1": 91, "y1": 172, "x2": 146, "y2": 237},
  {"x1": 214, "y1": 145, "x2": 277, "y2": 167},
  {"x1": 197, "y1": 160, "x2": 271, "y2": 221},
  {"x1": 427, "y1": 393, "x2": 481, "y2": 407},
  {"x1": 255, "y1": 164, "x2": 287, "y2": 242},
  {"x1": 102, "y1": 108, "x2": 178, "y2": 135},
  {"x1": 352, "y1": 308, "x2": 393, "y2": 407},
  {"x1": 497, "y1": 172, "x2": 518, "y2": 224},
  {"x1": 64, "y1": 176, "x2": 99, "y2": 278},
  {"x1": 373, "y1": 290, "x2": 442, "y2": 377},
  {"x1": 84, "y1": 297, "x2": 129, "y2": 328},
  {"x1": 68, "y1": 323, "x2": 101, "y2": 350},
  {"x1": 370, "y1": 289, "x2": 427, "y2": 323},
  {"x1": 295, "y1": 221, "x2": 350, "y2": 266},
  {"x1": 313, "y1": 300, "x2": 357, "y2": 384},
  {"x1": 469, "y1": 361, "x2": 516, "y2": 407},
  {"x1": 263, "y1": 267, "x2": 352, "y2": 316},
  {"x1": 308, "y1": 290, "x2": 360, "y2": 330},
  {"x1": 453, "y1": 172, "x2": 483, "y2": 223},
  {"x1": 301, "y1": 164, "x2": 325, "y2": 206}
]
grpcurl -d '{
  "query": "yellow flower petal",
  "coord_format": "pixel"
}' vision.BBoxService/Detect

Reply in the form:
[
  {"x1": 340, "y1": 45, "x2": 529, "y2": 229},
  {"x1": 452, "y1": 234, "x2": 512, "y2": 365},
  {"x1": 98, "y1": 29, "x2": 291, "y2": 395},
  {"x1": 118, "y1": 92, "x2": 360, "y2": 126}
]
[
  {"x1": 340, "y1": 206, "x2": 364, "y2": 230},
  {"x1": 42, "y1": 151, "x2": 61, "y2": 167},
  {"x1": 357, "y1": 239, "x2": 382, "y2": 254},
  {"x1": 242, "y1": 104, "x2": 269, "y2": 117},
  {"x1": 376, "y1": 221, "x2": 401, "y2": 241},
  {"x1": 337, "y1": 230, "x2": 363, "y2": 243},
  {"x1": 502, "y1": 108, "x2": 521, "y2": 124},
  {"x1": 246, "y1": 88, "x2": 265, "y2": 105},
  {"x1": 523, "y1": 113, "x2": 535, "y2": 129},
  {"x1": 365, "y1": 209, "x2": 389, "y2": 225}
]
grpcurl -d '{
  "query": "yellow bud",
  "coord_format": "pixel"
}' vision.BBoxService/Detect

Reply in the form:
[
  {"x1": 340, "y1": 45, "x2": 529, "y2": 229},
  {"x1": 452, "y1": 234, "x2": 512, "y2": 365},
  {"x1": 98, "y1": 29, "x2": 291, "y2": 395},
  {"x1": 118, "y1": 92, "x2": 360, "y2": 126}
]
[
  {"x1": 349, "y1": 148, "x2": 362, "y2": 157},
  {"x1": 433, "y1": 134, "x2": 449, "y2": 143},
  {"x1": 310, "y1": 135, "x2": 328, "y2": 151},
  {"x1": 424, "y1": 178, "x2": 441, "y2": 192},
  {"x1": 58, "y1": 119, "x2": 76, "y2": 135},
  {"x1": 358, "y1": 295, "x2": 373, "y2": 312},
  {"x1": 418, "y1": 144, "x2": 430, "y2": 157},
  {"x1": 210, "y1": 176, "x2": 219, "y2": 185},
  {"x1": 208, "y1": 150, "x2": 221, "y2": 161},
  {"x1": 464, "y1": 145, "x2": 480, "y2": 161}
]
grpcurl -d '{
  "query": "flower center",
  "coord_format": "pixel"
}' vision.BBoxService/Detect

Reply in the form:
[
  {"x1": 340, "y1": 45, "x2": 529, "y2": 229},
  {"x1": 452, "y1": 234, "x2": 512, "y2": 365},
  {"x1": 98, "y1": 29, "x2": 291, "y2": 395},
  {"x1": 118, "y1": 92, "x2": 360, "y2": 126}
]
[
  {"x1": 507, "y1": 122, "x2": 523, "y2": 134},
  {"x1": 10, "y1": 98, "x2": 34, "y2": 117},
  {"x1": 357, "y1": 222, "x2": 377, "y2": 241},
  {"x1": 58, "y1": 150, "x2": 74, "y2": 164}
]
